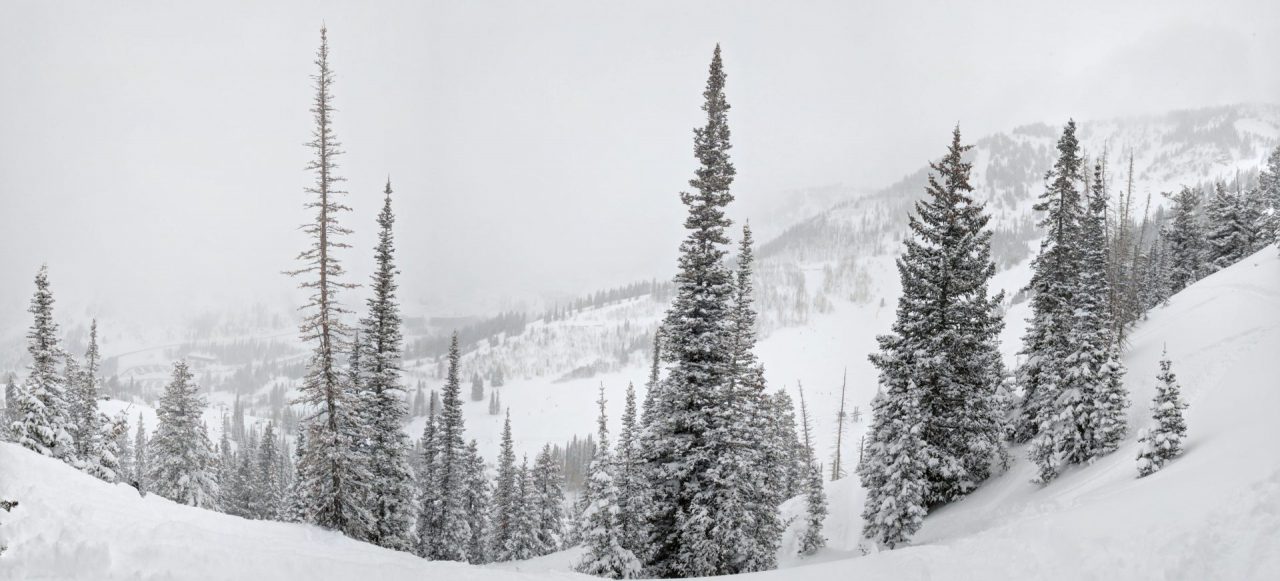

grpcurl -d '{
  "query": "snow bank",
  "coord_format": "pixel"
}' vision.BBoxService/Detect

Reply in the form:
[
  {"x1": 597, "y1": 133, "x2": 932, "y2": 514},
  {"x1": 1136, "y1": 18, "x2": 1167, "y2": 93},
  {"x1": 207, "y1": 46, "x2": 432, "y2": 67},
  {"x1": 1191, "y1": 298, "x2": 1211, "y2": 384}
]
[{"x1": 0, "y1": 444, "x2": 584, "y2": 581}]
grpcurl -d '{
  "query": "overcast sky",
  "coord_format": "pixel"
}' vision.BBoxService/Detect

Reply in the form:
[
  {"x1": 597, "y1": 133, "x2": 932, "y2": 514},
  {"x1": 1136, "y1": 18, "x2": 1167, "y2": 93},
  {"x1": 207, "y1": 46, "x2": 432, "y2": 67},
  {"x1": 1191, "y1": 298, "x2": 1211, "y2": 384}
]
[{"x1": 1, "y1": 0, "x2": 1277, "y2": 330}]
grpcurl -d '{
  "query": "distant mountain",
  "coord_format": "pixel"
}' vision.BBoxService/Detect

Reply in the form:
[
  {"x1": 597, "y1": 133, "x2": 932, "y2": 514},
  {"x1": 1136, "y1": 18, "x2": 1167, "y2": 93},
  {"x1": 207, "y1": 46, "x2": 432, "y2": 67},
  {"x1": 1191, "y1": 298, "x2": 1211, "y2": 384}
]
[{"x1": 432, "y1": 103, "x2": 1280, "y2": 387}]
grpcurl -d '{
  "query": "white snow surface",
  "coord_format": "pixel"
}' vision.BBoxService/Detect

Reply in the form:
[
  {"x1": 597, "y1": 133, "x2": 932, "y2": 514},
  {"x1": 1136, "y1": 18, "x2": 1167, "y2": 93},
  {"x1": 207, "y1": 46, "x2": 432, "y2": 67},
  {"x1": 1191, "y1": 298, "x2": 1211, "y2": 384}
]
[{"x1": 2, "y1": 246, "x2": 1279, "y2": 580}]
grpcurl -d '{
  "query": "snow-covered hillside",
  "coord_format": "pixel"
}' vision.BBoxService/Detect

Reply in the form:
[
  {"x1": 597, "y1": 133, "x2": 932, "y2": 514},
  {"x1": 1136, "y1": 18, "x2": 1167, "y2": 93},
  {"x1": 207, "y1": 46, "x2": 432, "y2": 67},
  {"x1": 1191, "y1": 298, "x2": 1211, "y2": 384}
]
[
  {"x1": 3, "y1": 246, "x2": 1275, "y2": 580},
  {"x1": 761, "y1": 245, "x2": 1280, "y2": 580}
]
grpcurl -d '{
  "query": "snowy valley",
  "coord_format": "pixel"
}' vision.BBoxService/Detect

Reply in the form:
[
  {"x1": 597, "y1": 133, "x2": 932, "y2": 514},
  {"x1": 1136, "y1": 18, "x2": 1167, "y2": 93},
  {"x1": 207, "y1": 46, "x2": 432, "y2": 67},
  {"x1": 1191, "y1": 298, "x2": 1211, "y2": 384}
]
[{"x1": 2, "y1": 6, "x2": 1280, "y2": 580}]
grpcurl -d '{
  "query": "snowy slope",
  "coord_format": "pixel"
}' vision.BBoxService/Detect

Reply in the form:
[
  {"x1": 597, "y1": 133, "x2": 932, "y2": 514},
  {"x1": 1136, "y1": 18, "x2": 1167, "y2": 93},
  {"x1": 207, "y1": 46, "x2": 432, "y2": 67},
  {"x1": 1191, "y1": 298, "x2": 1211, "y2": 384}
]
[
  {"x1": 761, "y1": 245, "x2": 1280, "y2": 580},
  {"x1": 3, "y1": 247, "x2": 1274, "y2": 580},
  {"x1": 0, "y1": 443, "x2": 583, "y2": 581}
]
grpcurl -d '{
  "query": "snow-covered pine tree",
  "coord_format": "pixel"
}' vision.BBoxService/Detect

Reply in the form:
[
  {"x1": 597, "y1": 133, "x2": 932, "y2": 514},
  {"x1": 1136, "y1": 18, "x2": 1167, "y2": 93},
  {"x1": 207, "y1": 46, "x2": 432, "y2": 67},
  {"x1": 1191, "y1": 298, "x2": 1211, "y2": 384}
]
[
  {"x1": 419, "y1": 334, "x2": 471, "y2": 561},
  {"x1": 284, "y1": 431, "x2": 308, "y2": 523},
  {"x1": 134, "y1": 412, "x2": 149, "y2": 489},
  {"x1": 870, "y1": 126, "x2": 1006, "y2": 501},
  {"x1": 256, "y1": 421, "x2": 285, "y2": 520},
  {"x1": 638, "y1": 45, "x2": 752, "y2": 578},
  {"x1": 72, "y1": 320, "x2": 119, "y2": 481},
  {"x1": 858, "y1": 377, "x2": 927, "y2": 549},
  {"x1": 1140, "y1": 229, "x2": 1172, "y2": 311},
  {"x1": 231, "y1": 394, "x2": 246, "y2": 446},
  {"x1": 148, "y1": 361, "x2": 219, "y2": 508},
  {"x1": 767, "y1": 390, "x2": 806, "y2": 500},
  {"x1": 1039, "y1": 160, "x2": 1128, "y2": 472},
  {"x1": 1019, "y1": 121, "x2": 1085, "y2": 455},
  {"x1": 488, "y1": 410, "x2": 519, "y2": 560},
  {"x1": 531, "y1": 443, "x2": 566, "y2": 556},
  {"x1": 227, "y1": 431, "x2": 259, "y2": 518},
  {"x1": 412, "y1": 386, "x2": 426, "y2": 417},
  {"x1": 613, "y1": 383, "x2": 644, "y2": 558},
  {"x1": 488, "y1": 388, "x2": 501, "y2": 415},
  {"x1": 463, "y1": 439, "x2": 492, "y2": 564},
  {"x1": 9, "y1": 265, "x2": 75, "y2": 461},
  {"x1": 1082, "y1": 164, "x2": 1130, "y2": 456},
  {"x1": 1205, "y1": 181, "x2": 1262, "y2": 271},
  {"x1": 1164, "y1": 187, "x2": 1206, "y2": 294},
  {"x1": 2, "y1": 374, "x2": 17, "y2": 440},
  {"x1": 414, "y1": 404, "x2": 439, "y2": 557},
  {"x1": 470, "y1": 373, "x2": 485, "y2": 402},
  {"x1": 356, "y1": 179, "x2": 416, "y2": 552},
  {"x1": 1136, "y1": 349, "x2": 1189, "y2": 478},
  {"x1": 288, "y1": 26, "x2": 369, "y2": 540},
  {"x1": 711, "y1": 221, "x2": 781, "y2": 573},
  {"x1": 113, "y1": 412, "x2": 135, "y2": 483},
  {"x1": 1260, "y1": 145, "x2": 1280, "y2": 244},
  {"x1": 506, "y1": 456, "x2": 540, "y2": 561},
  {"x1": 216, "y1": 413, "x2": 235, "y2": 504},
  {"x1": 797, "y1": 462, "x2": 827, "y2": 556},
  {"x1": 639, "y1": 330, "x2": 662, "y2": 428},
  {"x1": 574, "y1": 389, "x2": 641, "y2": 579}
]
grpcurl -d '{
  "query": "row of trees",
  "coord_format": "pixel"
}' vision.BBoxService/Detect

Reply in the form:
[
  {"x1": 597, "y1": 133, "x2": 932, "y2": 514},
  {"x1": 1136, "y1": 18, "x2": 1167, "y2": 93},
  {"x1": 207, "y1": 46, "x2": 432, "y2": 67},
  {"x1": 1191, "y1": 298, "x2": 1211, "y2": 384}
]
[
  {"x1": 860, "y1": 120, "x2": 1276, "y2": 549},
  {"x1": 4, "y1": 270, "x2": 125, "y2": 484}
]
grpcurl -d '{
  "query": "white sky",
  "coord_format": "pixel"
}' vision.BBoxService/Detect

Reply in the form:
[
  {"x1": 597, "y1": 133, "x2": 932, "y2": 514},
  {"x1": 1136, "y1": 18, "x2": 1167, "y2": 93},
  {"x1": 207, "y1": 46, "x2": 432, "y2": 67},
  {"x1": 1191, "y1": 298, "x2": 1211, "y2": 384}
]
[{"x1": 1, "y1": 0, "x2": 1277, "y2": 329}]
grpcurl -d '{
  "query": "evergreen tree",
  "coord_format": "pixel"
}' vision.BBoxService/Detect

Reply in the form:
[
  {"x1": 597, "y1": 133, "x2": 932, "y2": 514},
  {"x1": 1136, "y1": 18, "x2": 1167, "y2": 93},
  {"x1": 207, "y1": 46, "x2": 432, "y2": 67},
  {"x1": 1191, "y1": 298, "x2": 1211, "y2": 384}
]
[
  {"x1": 1259, "y1": 145, "x2": 1280, "y2": 244},
  {"x1": 639, "y1": 330, "x2": 662, "y2": 428},
  {"x1": 148, "y1": 361, "x2": 219, "y2": 508},
  {"x1": 1136, "y1": 350, "x2": 1189, "y2": 477},
  {"x1": 767, "y1": 390, "x2": 806, "y2": 500},
  {"x1": 9, "y1": 265, "x2": 75, "y2": 461},
  {"x1": 113, "y1": 412, "x2": 135, "y2": 483},
  {"x1": 224, "y1": 432, "x2": 258, "y2": 518},
  {"x1": 1081, "y1": 164, "x2": 1130, "y2": 456},
  {"x1": 231, "y1": 394, "x2": 246, "y2": 446},
  {"x1": 639, "y1": 45, "x2": 751, "y2": 578},
  {"x1": 1032, "y1": 161, "x2": 1129, "y2": 481},
  {"x1": 613, "y1": 383, "x2": 644, "y2": 558},
  {"x1": 710, "y1": 221, "x2": 781, "y2": 573},
  {"x1": 412, "y1": 386, "x2": 426, "y2": 417},
  {"x1": 70, "y1": 320, "x2": 118, "y2": 482},
  {"x1": 463, "y1": 440, "x2": 492, "y2": 564},
  {"x1": 357, "y1": 179, "x2": 416, "y2": 552},
  {"x1": 285, "y1": 431, "x2": 308, "y2": 523},
  {"x1": 1140, "y1": 231, "x2": 1172, "y2": 310},
  {"x1": 506, "y1": 456, "x2": 540, "y2": 561},
  {"x1": 3, "y1": 374, "x2": 17, "y2": 440},
  {"x1": 1205, "y1": 181, "x2": 1263, "y2": 271},
  {"x1": 859, "y1": 379, "x2": 927, "y2": 549},
  {"x1": 489, "y1": 410, "x2": 519, "y2": 560},
  {"x1": 134, "y1": 413, "x2": 149, "y2": 489},
  {"x1": 870, "y1": 127, "x2": 1005, "y2": 502},
  {"x1": 415, "y1": 406, "x2": 439, "y2": 557},
  {"x1": 256, "y1": 422, "x2": 285, "y2": 520},
  {"x1": 1164, "y1": 187, "x2": 1206, "y2": 294},
  {"x1": 287, "y1": 25, "x2": 369, "y2": 539},
  {"x1": 797, "y1": 463, "x2": 827, "y2": 556},
  {"x1": 531, "y1": 443, "x2": 566, "y2": 556},
  {"x1": 419, "y1": 334, "x2": 471, "y2": 561},
  {"x1": 488, "y1": 388, "x2": 500, "y2": 415},
  {"x1": 574, "y1": 389, "x2": 641, "y2": 579},
  {"x1": 1018, "y1": 121, "x2": 1085, "y2": 447},
  {"x1": 471, "y1": 372, "x2": 485, "y2": 402}
]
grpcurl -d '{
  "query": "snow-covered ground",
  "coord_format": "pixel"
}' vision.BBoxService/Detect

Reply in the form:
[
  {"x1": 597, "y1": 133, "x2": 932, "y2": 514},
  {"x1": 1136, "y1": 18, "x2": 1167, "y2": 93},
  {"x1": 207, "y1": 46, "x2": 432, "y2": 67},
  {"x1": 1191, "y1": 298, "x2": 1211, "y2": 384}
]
[{"x1": 3, "y1": 246, "x2": 1277, "y2": 580}]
